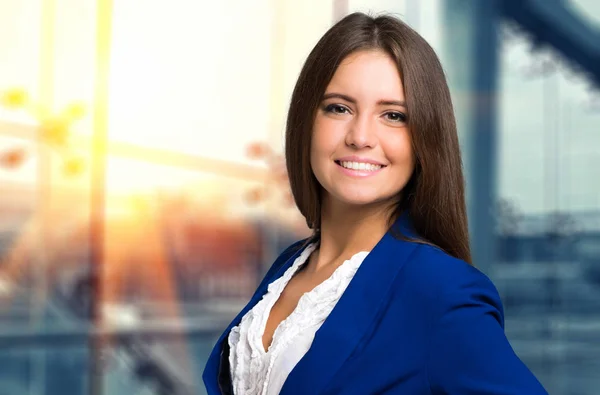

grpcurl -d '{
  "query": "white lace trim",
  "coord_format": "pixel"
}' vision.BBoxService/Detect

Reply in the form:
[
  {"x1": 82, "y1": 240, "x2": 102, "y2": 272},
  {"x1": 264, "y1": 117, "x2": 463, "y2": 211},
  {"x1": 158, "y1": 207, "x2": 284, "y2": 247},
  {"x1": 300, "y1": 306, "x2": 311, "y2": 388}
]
[{"x1": 228, "y1": 242, "x2": 369, "y2": 395}]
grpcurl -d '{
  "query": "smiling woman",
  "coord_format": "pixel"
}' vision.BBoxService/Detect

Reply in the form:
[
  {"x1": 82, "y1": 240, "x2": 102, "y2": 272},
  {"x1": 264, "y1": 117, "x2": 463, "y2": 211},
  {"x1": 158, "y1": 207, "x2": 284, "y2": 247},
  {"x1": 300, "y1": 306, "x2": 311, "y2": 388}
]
[
  {"x1": 203, "y1": 11, "x2": 548, "y2": 395},
  {"x1": 285, "y1": 13, "x2": 469, "y2": 261}
]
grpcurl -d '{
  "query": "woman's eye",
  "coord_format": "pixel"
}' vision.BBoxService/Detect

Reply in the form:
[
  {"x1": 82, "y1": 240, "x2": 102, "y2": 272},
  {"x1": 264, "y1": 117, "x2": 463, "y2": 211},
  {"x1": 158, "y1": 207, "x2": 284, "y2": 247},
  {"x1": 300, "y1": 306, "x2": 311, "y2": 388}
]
[
  {"x1": 385, "y1": 112, "x2": 407, "y2": 123},
  {"x1": 324, "y1": 104, "x2": 350, "y2": 115}
]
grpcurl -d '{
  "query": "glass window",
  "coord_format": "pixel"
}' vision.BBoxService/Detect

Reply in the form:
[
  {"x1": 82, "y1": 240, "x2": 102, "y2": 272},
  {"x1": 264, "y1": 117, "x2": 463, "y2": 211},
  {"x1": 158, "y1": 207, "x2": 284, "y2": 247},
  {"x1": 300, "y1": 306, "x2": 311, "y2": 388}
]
[
  {"x1": 494, "y1": 8, "x2": 600, "y2": 393},
  {"x1": 2, "y1": 1, "x2": 599, "y2": 394}
]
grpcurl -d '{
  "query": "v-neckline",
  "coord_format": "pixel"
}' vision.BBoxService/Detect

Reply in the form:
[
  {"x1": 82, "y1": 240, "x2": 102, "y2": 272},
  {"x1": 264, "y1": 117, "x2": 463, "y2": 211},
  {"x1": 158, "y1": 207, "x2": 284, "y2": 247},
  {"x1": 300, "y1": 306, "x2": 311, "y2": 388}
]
[
  {"x1": 258, "y1": 242, "x2": 318, "y2": 354},
  {"x1": 258, "y1": 243, "x2": 369, "y2": 355}
]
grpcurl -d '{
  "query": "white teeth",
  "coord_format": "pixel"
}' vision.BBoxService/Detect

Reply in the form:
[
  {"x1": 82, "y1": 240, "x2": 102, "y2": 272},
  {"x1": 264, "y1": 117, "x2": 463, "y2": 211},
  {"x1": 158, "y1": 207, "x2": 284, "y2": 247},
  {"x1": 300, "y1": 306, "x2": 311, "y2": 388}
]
[{"x1": 340, "y1": 161, "x2": 382, "y2": 171}]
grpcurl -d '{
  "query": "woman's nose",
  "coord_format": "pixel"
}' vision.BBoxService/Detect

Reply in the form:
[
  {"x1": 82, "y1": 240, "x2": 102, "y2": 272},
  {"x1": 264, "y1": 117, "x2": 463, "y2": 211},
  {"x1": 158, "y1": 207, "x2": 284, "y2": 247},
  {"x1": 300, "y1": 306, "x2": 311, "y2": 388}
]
[{"x1": 345, "y1": 115, "x2": 377, "y2": 149}]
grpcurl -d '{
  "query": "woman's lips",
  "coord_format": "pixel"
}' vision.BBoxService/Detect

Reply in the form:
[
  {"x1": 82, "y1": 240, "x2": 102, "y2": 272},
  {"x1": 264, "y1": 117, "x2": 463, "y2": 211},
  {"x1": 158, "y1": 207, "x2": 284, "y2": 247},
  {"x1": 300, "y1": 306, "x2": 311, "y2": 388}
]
[{"x1": 334, "y1": 160, "x2": 385, "y2": 178}]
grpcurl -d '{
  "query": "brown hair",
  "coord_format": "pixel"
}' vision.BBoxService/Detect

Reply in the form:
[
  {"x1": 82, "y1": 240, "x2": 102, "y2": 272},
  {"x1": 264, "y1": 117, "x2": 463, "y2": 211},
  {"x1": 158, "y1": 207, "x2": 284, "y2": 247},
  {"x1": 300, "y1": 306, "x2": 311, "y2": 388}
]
[{"x1": 285, "y1": 12, "x2": 472, "y2": 265}]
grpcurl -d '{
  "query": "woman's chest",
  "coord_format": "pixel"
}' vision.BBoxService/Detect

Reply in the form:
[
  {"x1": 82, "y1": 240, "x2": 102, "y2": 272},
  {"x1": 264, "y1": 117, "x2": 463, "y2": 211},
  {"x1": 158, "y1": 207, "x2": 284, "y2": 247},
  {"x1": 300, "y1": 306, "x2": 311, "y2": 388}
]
[{"x1": 262, "y1": 269, "x2": 330, "y2": 351}]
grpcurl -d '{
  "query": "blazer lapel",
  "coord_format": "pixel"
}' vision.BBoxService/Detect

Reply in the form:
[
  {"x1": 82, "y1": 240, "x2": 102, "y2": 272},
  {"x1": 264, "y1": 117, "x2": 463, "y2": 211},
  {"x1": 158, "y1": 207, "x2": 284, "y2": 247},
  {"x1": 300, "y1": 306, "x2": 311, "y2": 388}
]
[
  {"x1": 203, "y1": 238, "x2": 314, "y2": 394},
  {"x1": 280, "y1": 213, "x2": 420, "y2": 394}
]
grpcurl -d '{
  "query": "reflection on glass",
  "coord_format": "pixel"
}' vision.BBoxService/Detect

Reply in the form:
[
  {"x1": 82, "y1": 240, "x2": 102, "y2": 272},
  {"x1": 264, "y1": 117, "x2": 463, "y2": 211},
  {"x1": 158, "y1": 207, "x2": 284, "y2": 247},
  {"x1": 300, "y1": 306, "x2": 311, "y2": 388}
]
[
  {"x1": 0, "y1": 0, "x2": 599, "y2": 393},
  {"x1": 496, "y1": 17, "x2": 600, "y2": 393},
  {"x1": 0, "y1": 346, "x2": 89, "y2": 395}
]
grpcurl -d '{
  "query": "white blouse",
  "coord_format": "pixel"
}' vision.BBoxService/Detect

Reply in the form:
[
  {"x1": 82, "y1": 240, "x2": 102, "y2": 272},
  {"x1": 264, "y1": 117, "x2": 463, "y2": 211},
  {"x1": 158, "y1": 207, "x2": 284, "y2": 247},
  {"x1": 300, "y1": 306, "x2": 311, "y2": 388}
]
[{"x1": 227, "y1": 242, "x2": 369, "y2": 395}]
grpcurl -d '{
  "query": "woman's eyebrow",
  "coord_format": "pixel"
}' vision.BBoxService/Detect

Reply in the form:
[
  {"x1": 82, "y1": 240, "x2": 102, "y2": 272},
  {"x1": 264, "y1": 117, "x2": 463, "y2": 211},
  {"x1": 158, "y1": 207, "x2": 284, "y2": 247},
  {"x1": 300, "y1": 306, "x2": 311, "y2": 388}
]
[
  {"x1": 322, "y1": 92, "x2": 406, "y2": 108},
  {"x1": 378, "y1": 99, "x2": 407, "y2": 108}
]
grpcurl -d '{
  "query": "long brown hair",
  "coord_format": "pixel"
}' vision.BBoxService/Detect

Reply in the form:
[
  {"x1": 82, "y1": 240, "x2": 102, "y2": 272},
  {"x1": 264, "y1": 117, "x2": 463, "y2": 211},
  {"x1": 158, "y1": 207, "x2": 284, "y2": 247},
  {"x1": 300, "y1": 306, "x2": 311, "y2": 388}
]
[{"x1": 285, "y1": 12, "x2": 472, "y2": 265}]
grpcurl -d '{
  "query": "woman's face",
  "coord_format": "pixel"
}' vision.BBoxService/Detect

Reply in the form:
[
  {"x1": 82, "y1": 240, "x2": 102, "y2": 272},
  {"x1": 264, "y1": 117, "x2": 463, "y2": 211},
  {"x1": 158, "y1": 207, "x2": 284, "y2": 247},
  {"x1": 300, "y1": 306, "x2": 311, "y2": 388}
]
[{"x1": 310, "y1": 49, "x2": 415, "y2": 211}]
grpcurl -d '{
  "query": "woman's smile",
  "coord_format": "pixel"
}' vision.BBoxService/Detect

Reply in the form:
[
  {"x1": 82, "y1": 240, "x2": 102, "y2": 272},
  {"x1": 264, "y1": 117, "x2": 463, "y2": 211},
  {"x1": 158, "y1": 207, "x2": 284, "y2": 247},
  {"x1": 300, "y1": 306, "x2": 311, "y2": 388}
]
[
  {"x1": 310, "y1": 49, "x2": 415, "y2": 207},
  {"x1": 334, "y1": 159, "x2": 386, "y2": 178}
]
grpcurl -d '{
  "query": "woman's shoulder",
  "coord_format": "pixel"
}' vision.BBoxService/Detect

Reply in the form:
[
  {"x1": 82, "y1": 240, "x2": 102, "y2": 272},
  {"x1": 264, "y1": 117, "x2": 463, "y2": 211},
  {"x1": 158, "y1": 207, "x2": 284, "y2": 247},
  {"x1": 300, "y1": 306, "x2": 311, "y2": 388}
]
[
  {"x1": 404, "y1": 242, "x2": 495, "y2": 288},
  {"x1": 399, "y1": 242, "x2": 503, "y2": 320}
]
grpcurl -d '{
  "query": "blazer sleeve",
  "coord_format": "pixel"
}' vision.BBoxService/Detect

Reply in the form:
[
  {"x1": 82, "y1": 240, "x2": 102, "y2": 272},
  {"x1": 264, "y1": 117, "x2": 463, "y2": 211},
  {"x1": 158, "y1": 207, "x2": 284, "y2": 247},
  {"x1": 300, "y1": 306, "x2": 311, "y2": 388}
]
[{"x1": 426, "y1": 268, "x2": 549, "y2": 394}]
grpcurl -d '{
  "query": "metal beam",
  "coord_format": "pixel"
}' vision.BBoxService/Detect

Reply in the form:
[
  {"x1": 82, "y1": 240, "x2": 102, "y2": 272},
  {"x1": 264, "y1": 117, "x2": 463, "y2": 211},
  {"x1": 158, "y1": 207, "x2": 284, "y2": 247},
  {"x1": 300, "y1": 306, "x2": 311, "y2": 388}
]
[
  {"x1": 500, "y1": 0, "x2": 600, "y2": 87},
  {"x1": 443, "y1": 0, "x2": 500, "y2": 272},
  {"x1": 0, "y1": 120, "x2": 269, "y2": 182}
]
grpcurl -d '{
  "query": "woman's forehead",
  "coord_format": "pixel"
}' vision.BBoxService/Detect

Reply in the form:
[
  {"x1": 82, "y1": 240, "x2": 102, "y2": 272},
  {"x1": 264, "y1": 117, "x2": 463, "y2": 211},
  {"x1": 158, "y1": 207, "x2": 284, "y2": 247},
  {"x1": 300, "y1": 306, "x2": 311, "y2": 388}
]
[{"x1": 325, "y1": 50, "x2": 405, "y2": 103}]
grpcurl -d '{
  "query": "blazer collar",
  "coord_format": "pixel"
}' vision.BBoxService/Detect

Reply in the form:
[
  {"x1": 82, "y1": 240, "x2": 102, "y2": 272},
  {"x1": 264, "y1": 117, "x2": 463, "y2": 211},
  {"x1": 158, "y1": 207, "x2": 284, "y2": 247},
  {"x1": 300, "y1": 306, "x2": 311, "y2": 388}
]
[
  {"x1": 203, "y1": 237, "x2": 311, "y2": 394},
  {"x1": 204, "y1": 211, "x2": 420, "y2": 394}
]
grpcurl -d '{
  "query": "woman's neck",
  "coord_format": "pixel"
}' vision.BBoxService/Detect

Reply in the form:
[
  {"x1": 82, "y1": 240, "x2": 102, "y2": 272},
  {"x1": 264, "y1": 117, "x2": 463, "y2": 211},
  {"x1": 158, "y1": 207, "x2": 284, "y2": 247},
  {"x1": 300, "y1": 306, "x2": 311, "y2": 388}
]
[{"x1": 307, "y1": 198, "x2": 395, "y2": 275}]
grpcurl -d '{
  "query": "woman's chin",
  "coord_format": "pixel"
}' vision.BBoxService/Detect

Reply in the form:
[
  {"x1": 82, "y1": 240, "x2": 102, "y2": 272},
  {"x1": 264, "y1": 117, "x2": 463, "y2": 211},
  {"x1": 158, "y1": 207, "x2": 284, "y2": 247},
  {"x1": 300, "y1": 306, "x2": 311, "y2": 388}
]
[{"x1": 331, "y1": 194, "x2": 391, "y2": 209}]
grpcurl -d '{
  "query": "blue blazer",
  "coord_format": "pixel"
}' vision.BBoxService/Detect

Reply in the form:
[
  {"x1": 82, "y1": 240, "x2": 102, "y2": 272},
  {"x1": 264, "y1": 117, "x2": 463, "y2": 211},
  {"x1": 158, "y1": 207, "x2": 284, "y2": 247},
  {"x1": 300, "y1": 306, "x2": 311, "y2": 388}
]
[{"x1": 203, "y1": 214, "x2": 548, "y2": 394}]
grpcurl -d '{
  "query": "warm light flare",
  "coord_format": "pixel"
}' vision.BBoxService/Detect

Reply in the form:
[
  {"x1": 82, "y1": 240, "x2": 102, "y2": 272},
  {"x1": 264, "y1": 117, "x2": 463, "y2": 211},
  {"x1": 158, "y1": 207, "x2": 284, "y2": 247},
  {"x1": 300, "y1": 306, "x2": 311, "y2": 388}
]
[{"x1": 0, "y1": 88, "x2": 29, "y2": 109}]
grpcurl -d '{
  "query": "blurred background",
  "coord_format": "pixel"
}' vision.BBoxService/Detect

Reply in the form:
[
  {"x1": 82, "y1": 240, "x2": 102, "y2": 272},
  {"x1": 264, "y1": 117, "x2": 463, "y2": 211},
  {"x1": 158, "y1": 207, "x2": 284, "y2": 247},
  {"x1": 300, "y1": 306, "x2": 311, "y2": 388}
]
[{"x1": 0, "y1": 0, "x2": 599, "y2": 394}]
